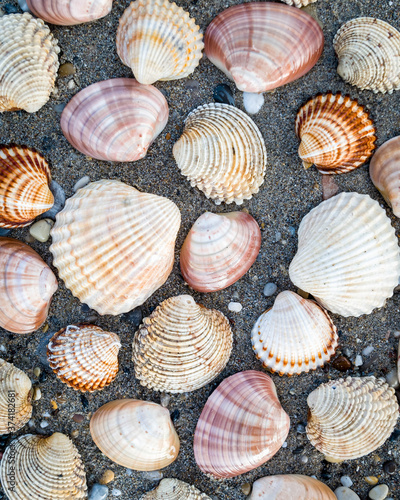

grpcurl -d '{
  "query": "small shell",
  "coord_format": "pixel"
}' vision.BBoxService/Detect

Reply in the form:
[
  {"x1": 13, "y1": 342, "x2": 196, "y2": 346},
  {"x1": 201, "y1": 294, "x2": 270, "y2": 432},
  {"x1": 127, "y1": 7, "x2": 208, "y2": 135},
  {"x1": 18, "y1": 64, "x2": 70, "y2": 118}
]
[
  {"x1": 90, "y1": 399, "x2": 180, "y2": 470},
  {"x1": 281, "y1": 0, "x2": 317, "y2": 7},
  {"x1": 295, "y1": 93, "x2": 376, "y2": 174},
  {"x1": 61, "y1": 78, "x2": 169, "y2": 162},
  {"x1": 249, "y1": 475, "x2": 336, "y2": 500},
  {"x1": 173, "y1": 103, "x2": 267, "y2": 205},
  {"x1": 26, "y1": 0, "x2": 113, "y2": 25},
  {"x1": 141, "y1": 478, "x2": 211, "y2": 499},
  {"x1": 0, "y1": 13, "x2": 59, "y2": 113},
  {"x1": 116, "y1": 0, "x2": 204, "y2": 85}
]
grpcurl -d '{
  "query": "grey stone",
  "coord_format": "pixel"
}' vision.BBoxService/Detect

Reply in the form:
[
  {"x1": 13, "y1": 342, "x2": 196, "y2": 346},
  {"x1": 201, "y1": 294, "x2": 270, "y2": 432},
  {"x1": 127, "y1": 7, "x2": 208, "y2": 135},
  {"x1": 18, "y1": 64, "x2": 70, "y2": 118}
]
[
  {"x1": 369, "y1": 484, "x2": 389, "y2": 500},
  {"x1": 263, "y1": 283, "x2": 277, "y2": 297},
  {"x1": 340, "y1": 476, "x2": 353, "y2": 488},
  {"x1": 334, "y1": 487, "x2": 361, "y2": 500},
  {"x1": 88, "y1": 484, "x2": 108, "y2": 500}
]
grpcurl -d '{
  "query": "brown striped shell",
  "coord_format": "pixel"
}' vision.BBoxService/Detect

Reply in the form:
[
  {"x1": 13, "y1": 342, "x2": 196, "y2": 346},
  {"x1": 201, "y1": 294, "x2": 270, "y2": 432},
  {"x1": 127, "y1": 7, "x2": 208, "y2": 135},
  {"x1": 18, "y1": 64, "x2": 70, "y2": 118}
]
[
  {"x1": 249, "y1": 475, "x2": 336, "y2": 499},
  {"x1": 141, "y1": 478, "x2": 211, "y2": 499}
]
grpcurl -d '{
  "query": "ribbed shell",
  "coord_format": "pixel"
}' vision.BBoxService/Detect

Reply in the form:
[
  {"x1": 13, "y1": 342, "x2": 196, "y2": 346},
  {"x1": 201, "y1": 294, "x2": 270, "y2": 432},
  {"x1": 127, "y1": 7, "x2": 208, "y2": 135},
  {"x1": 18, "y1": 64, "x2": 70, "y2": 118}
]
[
  {"x1": 142, "y1": 478, "x2": 211, "y2": 499},
  {"x1": 50, "y1": 180, "x2": 181, "y2": 315},
  {"x1": 194, "y1": 371, "x2": 290, "y2": 478},
  {"x1": 26, "y1": 0, "x2": 113, "y2": 25},
  {"x1": 307, "y1": 377, "x2": 399, "y2": 461},
  {"x1": 173, "y1": 103, "x2": 267, "y2": 205},
  {"x1": 133, "y1": 295, "x2": 233, "y2": 393},
  {"x1": 0, "y1": 13, "x2": 59, "y2": 113},
  {"x1": 249, "y1": 475, "x2": 336, "y2": 500},
  {"x1": 281, "y1": 0, "x2": 317, "y2": 7},
  {"x1": 289, "y1": 192, "x2": 400, "y2": 317},
  {"x1": 116, "y1": 0, "x2": 204, "y2": 85},
  {"x1": 60, "y1": 78, "x2": 169, "y2": 162},
  {"x1": 251, "y1": 291, "x2": 338, "y2": 376},
  {"x1": 295, "y1": 93, "x2": 376, "y2": 174},
  {"x1": 0, "y1": 433, "x2": 87, "y2": 499},
  {"x1": 334, "y1": 17, "x2": 400, "y2": 94}
]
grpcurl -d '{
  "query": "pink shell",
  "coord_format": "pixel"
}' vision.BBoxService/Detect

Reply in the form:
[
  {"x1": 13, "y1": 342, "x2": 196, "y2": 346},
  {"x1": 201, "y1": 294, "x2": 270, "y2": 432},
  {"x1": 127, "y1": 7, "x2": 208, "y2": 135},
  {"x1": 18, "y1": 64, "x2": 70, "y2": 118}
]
[{"x1": 26, "y1": 0, "x2": 113, "y2": 26}]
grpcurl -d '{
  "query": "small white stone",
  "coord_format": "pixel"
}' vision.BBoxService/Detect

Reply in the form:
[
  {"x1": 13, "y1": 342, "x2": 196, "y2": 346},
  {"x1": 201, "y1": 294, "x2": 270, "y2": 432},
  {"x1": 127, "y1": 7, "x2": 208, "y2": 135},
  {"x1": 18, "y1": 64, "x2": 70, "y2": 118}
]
[
  {"x1": 42, "y1": 411, "x2": 51, "y2": 418},
  {"x1": 29, "y1": 219, "x2": 54, "y2": 242},
  {"x1": 282, "y1": 441, "x2": 288, "y2": 448},
  {"x1": 394, "y1": 330, "x2": 400, "y2": 338},
  {"x1": 32, "y1": 387, "x2": 41, "y2": 401},
  {"x1": 368, "y1": 484, "x2": 389, "y2": 500},
  {"x1": 354, "y1": 355, "x2": 363, "y2": 366},
  {"x1": 0, "y1": 345, "x2": 6, "y2": 352},
  {"x1": 111, "y1": 489, "x2": 122, "y2": 497},
  {"x1": 141, "y1": 470, "x2": 163, "y2": 480},
  {"x1": 160, "y1": 393, "x2": 170, "y2": 407},
  {"x1": 40, "y1": 420, "x2": 49, "y2": 428},
  {"x1": 228, "y1": 302, "x2": 242, "y2": 312},
  {"x1": 341, "y1": 476, "x2": 353, "y2": 488},
  {"x1": 362, "y1": 346, "x2": 374, "y2": 356},
  {"x1": 28, "y1": 419, "x2": 35, "y2": 428},
  {"x1": 385, "y1": 368, "x2": 399, "y2": 388},
  {"x1": 73, "y1": 176, "x2": 90, "y2": 192},
  {"x1": 334, "y1": 487, "x2": 361, "y2": 500},
  {"x1": 263, "y1": 283, "x2": 277, "y2": 297},
  {"x1": 243, "y1": 92, "x2": 264, "y2": 114},
  {"x1": 67, "y1": 80, "x2": 76, "y2": 89},
  {"x1": 17, "y1": 0, "x2": 31, "y2": 12}
]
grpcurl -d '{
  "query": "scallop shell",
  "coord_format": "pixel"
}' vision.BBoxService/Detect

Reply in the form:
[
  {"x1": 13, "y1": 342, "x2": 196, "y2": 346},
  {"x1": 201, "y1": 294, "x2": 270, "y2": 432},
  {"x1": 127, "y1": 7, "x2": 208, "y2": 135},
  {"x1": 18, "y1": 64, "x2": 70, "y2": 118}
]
[
  {"x1": 194, "y1": 370, "x2": 290, "y2": 478},
  {"x1": 133, "y1": 295, "x2": 233, "y2": 393},
  {"x1": 173, "y1": 103, "x2": 267, "y2": 205},
  {"x1": 307, "y1": 376, "x2": 398, "y2": 461},
  {"x1": 204, "y1": 3, "x2": 323, "y2": 93},
  {"x1": 26, "y1": 0, "x2": 113, "y2": 25},
  {"x1": 289, "y1": 192, "x2": 400, "y2": 317},
  {"x1": 281, "y1": 0, "x2": 317, "y2": 7},
  {"x1": 333, "y1": 17, "x2": 400, "y2": 94},
  {"x1": 0, "y1": 237, "x2": 58, "y2": 334},
  {"x1": 249, "y1": 475, "x2": 336, "y2": 500},
  {"x1": 142, "y1": 478, "x2": 211, "y2": 499},
  {"x1": 50, "y1": 180, "x2": 180, "y2": 315},
  {"x1": 251, "y1": 291, "x2": 338, "y2": 376},
  {"x1": 116, "y1": 0, "x2": 204, "y2": 85},
  {"x1": 295, "y1": 93, "x2": 376, "y2": 174},
  {"x1": 0, "y1": 13, "x2": 59, "y2": 113},
  {"x1": 90, "y1": 399, "x2": 180, "y2": 470},
  {"x1": 60, "y1": 78, "x2": 169, "y2": 162}
]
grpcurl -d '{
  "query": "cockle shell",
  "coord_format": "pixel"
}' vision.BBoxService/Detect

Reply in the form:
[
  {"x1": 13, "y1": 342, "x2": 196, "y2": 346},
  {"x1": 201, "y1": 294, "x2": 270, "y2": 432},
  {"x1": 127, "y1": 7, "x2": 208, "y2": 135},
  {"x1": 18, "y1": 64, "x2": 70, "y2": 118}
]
[
  {"x1": 295, "y1": 93, "x2": 376, "y2": 174},
  {"x1": 142, "y1": 478, "x2": 211, "y2": 499},
  {"x1": 116, "y1": 0, "x2": 204, "y2": 85},
  {"x1": 50, "y1": 180, "x2": 180, "y2": 315},
  {"x1": 289, "y1": 192, "x2": 400, "y2": 317},
  {"x1": 90, "y1": 399, "x2": 180, "y2": 470},
  {"x1": 307, "y1": 376, "x2": 398, "y2": 461},
  {"x1": 204, "y1": 3, "x2": 323, "y2": 93},
  {"x1": 26, "y1": 0, "x2": 113, "y2": 25},
  {"x1": 281, "y1": 0, "x2": 317, "y2": 7},
  {"x1": 0, "y1": 237, "x2": 58, "y2": 334},
  {"x1": 60, "y1": 78, "x2": 169, "y2": 162},
  {"x1": 249, "y1": 475, "x2": 336, "y2": 500},
  {"x1": 173, "y1": 103, "x2": 267, "y2": 205},
  {"x1": 133, "y1": 295, "x2": 233, "y2": 393},
  {"x1": 0, "y1": 13, "x2": 59, "y2": 113},
  {"x1": 194, "y1": 370, "x2": 290, "y2": 478},
  {"x1": 251, "y1": 291, "x2": 338, "y2": 376}
]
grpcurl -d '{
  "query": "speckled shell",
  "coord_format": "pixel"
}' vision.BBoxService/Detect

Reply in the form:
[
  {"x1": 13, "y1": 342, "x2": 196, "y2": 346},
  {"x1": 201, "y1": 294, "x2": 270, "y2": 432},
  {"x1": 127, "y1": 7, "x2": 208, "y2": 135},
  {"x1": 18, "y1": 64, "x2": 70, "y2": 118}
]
[
  {"x1": 50, "y1": 180, "x2": 180, "y2": 315},
  {"x1": 281, "y1": 0, "x2": 317, "y2": 7},
  {"x1": 0, "y1": 433, "x2": 87, "y2": 499},
  {"x1": 249, "y1": 475, "x2": 336, "y2": 499},
  {"x1": 90, "y1": 399, "x2": 180, "y2": 470},
  {"x1": 194, "y1": 371, "x2": 290, "y2": 478},
  {"x1": 295, "y1": 93, "x2": 376, "y2": 174},
  {"x1": 334, "y1": 17, "x2": 400, "y2": 93},
  {"x1": 173, "y1": 104, "x2": 267, "y2": 205},
  {"x1": 289, "y1": 192, "x2": 400, "y2": 317},
  {"x1": 116, "y1": 0, "x2": 204, "y2": 85},
  {"x1": 0, "y1": 13, "x2": 59, "y2": 113},
  {"x1": 133, "y1": 295, "x2": 233, "y2": 393},
  {"x1": 61, "y1": 78, "x2": 169, "y2": 162},
  {"x1": 307, "y1": 377, "x2": 398, "y2": 461},
  {"x1": 142, "y1": 478, "x2": 211, "y2": 499},
  {"x1": 47, "y1": 324, "x2": 121, "y2": 392},
  {"x1": 26, "y1": 0, "x2": 113, "y2": 25}
]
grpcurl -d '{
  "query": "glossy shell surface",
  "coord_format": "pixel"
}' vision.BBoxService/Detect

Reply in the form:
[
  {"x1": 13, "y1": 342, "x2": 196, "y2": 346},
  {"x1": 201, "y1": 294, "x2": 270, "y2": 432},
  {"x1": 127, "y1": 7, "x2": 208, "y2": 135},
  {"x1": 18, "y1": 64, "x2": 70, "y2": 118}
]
[
  {"x1": 282, "y1": 0, "x2": 317, "y2": 6},
  {"x1": 141, "y1": 478, "x2": 211, "y2": 499},
  {"x1": 26, "y1": 0, "x2": 113, "y2": 25},
  {"x1": 249, "y1": 474, "x2": 336, "y2": 500}
]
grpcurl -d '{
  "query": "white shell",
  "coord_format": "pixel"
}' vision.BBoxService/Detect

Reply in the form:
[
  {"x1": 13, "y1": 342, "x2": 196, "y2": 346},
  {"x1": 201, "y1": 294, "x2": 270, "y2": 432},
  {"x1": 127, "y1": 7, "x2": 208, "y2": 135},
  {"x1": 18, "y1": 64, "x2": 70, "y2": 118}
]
[
  {"x1": 249, "y1": 475, "x2": 336, "y2": 500},
  {"x1": 141, "y1": 478, "x2": 211, "y2": 499},
  {"x1": 281, "y1": 0, "x2": 317, "y2": 7},
  {"x1": 26, "y1": 0, "x2": 113, "y2": 25}
]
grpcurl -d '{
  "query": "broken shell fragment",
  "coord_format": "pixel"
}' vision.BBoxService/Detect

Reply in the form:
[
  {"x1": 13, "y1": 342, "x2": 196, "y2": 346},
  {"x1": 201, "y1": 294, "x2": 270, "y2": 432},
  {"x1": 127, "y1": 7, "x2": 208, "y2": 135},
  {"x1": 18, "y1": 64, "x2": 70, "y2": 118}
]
[
  {"x1": 249, "y1": 474, "x2": 336, "y2": 500},
  {"x1": 142, "y1": 478, "x2": 211, "y2": 499},
  {"x1": 26, "y1": 0, "x2": 113, "y2": 25}
]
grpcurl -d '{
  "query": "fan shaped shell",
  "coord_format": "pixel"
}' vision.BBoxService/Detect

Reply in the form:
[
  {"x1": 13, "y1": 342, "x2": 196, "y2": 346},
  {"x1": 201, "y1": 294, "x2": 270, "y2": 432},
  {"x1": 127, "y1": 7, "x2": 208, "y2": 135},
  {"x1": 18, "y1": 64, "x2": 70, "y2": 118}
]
[
  {"x1": 142, "y1": 478, "x2": 211, "y2": 499},
  {"x1": 249, "y1": 474, "x2": 336, "y2": 500},
  {"x1": 281, "y1": 0, "x2": 317, "y2": 7},
  {"x1": 26, "y1": 0, "x2": 113, "y2": 25}
]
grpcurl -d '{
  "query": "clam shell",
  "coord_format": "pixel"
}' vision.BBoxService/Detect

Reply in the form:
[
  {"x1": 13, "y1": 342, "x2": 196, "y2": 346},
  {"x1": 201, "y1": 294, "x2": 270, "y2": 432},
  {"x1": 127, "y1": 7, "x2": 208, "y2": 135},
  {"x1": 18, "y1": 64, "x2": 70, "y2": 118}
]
[
  {"x1": 173, "y1": 103, "x2": 267, "y2": 205},
  {"x1": 295, "y1": 93, "x2": 376, "y2": 174},
  {"x1": 194, "y1": 370, "x2": 290, "y2": 478},
  {"x1": 26, "y1": 0, "x2": 113, "y2": 25},
  {"x1": 289, "y1": 192, "x2": 400, "y2": 317},
  {"x1": 251, "y1": 291, "x2": 338, "y2": 376},
  {"x1": 142, "y1": 478, "x2": 211, "y2": 499},
  {"x1": 133, "y1": 295, "x2": 233, "y2": 393},
  {"x1": 116, "y1": 0, "x2": 204, "y2": 85},
  {"x1": 61, "y1": 78, "x2": 169, "y2": 162},
  {"x1": 90, "y1": 399, "x2": 180, "y2": 470},
  {"x1": 249, "y1": 474, "x2": 336, "y2": 500},
  {"x1": 282, "y1": 0, "x2": 317, "y2": 6},
  {"x1": 50, "y1": 180, "x2": 180, "y2": 315},
  {"x1": 0, "y1": 13, "x2": 59, "y2": 113}
]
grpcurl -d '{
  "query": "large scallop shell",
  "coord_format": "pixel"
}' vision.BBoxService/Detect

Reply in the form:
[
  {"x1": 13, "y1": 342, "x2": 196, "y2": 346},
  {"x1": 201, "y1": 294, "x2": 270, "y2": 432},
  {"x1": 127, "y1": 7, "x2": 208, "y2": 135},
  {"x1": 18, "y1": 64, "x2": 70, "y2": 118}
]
[
  {"x1": 26, "y1": 0, "x2": 113, "y2": 25},
  {"x1": 116, "y1": 0, "x2": 204, "y2": 85},
  {"x1": 60, "y1": 78, "x2": 169, "y2": 162},
  {"x1": 90, "y1": 399, "x2": 180, "y2": 470},
  {"x1": 50, "y1": 180, "x2": 180, "y2": 315},
  {"x1": 173, "y1": 103, "x2": 267, "y2": 205},
  {"x1": 295, "y1": 93, "x2": 376, "y2": 174},
  {"x1": 142, "y1": 478, "x2": 211, "y2": 499},
  {"x1": 289, "y1": 192, "x2": 400, "y2": 317},
  {"x1": 194, "y1": 370, "x2": 290, "y2": 478},
  {"x1": 249, "y1": 475, "x2": 336, "y2": 500},
  {"x1": 0, "y1": 13, "x2": 59, "y2": 113}
]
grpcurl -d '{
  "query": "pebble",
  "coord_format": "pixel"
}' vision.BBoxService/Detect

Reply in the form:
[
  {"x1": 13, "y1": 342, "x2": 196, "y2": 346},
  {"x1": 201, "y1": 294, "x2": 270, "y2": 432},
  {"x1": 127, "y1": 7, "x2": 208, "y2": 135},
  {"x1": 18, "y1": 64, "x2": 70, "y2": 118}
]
[
  {"x1": 122, "y1": 307, "x2": 143, "y2": 328},
  {"x1": 282, "y1": 441, "x2": 288, "y2": 448},
  {"x1": 334, "y1": 487, "x2": 361, "y2": 500},
  {"x1": 73, "y1": 176, "x2": 90, "y2": 192},
  {"x1": 296, "y1": 424, "x2": 306, "y2": 434},
  {"x1": 32, "y1": 387, "x2": 41, "y2": 401},
  {"x1": 58, "y1": 63, "x2": 76, "y2": 77},
  {"x1": 263, "y1": 282, "x2": 277, "y2": 297},
  {"x1": 53, "y1": 102, "x2": 67, "y2": 113},
  {"x1": 289, "y1": 388, "x2": 296, "y2": 395},
  {"x1": 170, "y1": 409, "x2": 180, "y2": 422},
  {"x1": 141, "y1": 470, "x2": 163, "y2": 480},
  {"x1": 73, "y1": 414, "x2": 85, "y2": 423},
  {"x1": 321, "y1": 174, "x2": 339, "y2": 200},
  {"x1": 241, "y1": 483, "x2": 251, "y2": 495},
  {"x1": 331, "y1": 355, "x2": 352, "y2": 371},
  {"x1": 29, "y1": 219, "x2": 54, "y2": 242},
  {"x1": 299, "y1": 455, "x2": 308, "y2": 464},
  {"x1": 383, "y1": 460, "x2": 396, "y2": 474},
  {"x1": 99, "y1": 470, "x2": 115, "y2": 485},
  {"x1": 228, "y1": 302, "x2": 242, "y2": 312},
  {"x1": 40, "y1": 421, "x2": 49, "y2": 428},
  {"x1": 274, "y1": 231, "x2": 282, "y2": 242},
  {"x1": 42, "y1": 180, "x2": 66, "y2": 218},
  {"x1": 243, "y1": 92, "x2": 264, "y2": 114},
  {"x1": 67, "y1": 80, "x2": 76, "y2": 89},
  {"x1": 341, "y1": 476, "x2": 353, "y2": 488},
  {"x1": 362, "y1": 345, "x2": 374, "y2": 356},
  {"x1": 3, "y1": 4, "x2": 19, "y2": 14},
  {"x1": 365, "y1": 476, "x2": 379, "y2": 486},
  {"x1": 33, "y1": 367, "x2": 41, "y2": 378},
  {"x1": 160, "y1": 393, "x2": 170, "y2": 408},
  {"x1": 213, "y1": 84, "x2": 235, "y2": 106},
  {"x1": 184, "y1": 79, "x2": 200, "y2": 92},
  {"x1": 17, "y1": 0, "x2": 31, "y2": 12},
  {"x1": 0, "y1": 228, "x2": 11, "y2": 236},
  {"x1": 368, "y1": 484, "x2": 389, "y2": 500},
  {"x1": 112, "y1": 490, "x2": 122, "y2": 497},
  {"x1": 71, "y1": 430, "x2": 79, "y2": 438},
  {"x1": 296, "y1": 288, "x2": 309, "y2": 299},
  {"x1": 88, "y1": 484, "x2": 108, "y2": 500},
  {"x1": 393, "y1": 331, "x2": 400, "y2": 338},
  {"x1": 385, "y1": 369, "x2": 399, "y2": 389},
  {"x1": 354, "y1": 355, "x2": 363, "y2": 366}
]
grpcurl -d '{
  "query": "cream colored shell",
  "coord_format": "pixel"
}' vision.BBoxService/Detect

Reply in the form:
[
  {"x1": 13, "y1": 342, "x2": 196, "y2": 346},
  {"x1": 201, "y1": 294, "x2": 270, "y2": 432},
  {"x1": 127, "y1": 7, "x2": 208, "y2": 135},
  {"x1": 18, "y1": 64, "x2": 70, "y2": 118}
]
[
  {"x1": 281, "y1": 0, "x2": 317, "y2": 7},
  {"x1": 249, "y1": 474, "x2": 336, "y2": 500},
  {"x1": 142, "y1": 478, "x2": 211, "y2": 499},
  {"x1": 26, "y1": 0, "x2": 113, "y2": 25}
]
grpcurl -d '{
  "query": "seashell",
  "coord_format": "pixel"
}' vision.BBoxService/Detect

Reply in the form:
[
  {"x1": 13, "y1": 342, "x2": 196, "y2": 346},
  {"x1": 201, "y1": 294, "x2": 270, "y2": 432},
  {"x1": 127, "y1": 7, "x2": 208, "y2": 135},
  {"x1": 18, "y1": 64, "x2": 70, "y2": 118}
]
[
  {"x1": 204, "y1": 3, "x2": 323, "y2": 93},
  {"x1": 307, "y1": 376, "x2": 398, "y2": 461},
  {"x1": 26, "y1": 0, "x2": 113, "y2": 25},
  {"x1": 180, "y1": 212, "x2": 261, "y2": 292},
  {"x1": 60, "y1": 78, "x2": 169, "y2": 162},
  {"x1": 0, "y1": 237, "x2": 58, "y2": 334},
  {"x1": 47, "y1": 324, "x2": 121, "y2": 392},
  {"x1": 249, "y1": 474, "x2": 336, "y2": 500},
  {"x1": 116, "y1": 0, "x2": 204, "y2": 85},
  {"x1": 333, "y1": 17, "x2": 400, "y2": 94},
  {"x1": 194, "y1": 370, "x2": 290, "y2": 478},
  {"x1": 142, "y1": 478, "x2": 211, "y2": 499},
  {"x1": 0, "y1": 432, "x2": 87, "y2": 499},
  {"x1": 173, "y1": 103, "x2": 267, "y2": 205},
  {"x1": 251, "y1": 291, "x2": 338, "y2": 376},
  {"x1": 133, "y1": 295, "x2": 233, "y2": 393},
  {"x1": 295, "y1": 93, "x2": 376, "y2": 174},
  {"x1": 289, "y1": 192, "x2": 400, "y2": 317},
  {"x1": 0, "y1": 13, "x2": 59, "y2": 113},
  {"x1": 50, "y1": 180, "x2": 180, "y2": 315},
  {"x1": 90, "y1": 399, "x2": 180, "y2": 470},
  {"x1": 281, "y1": 0, "x2": 317, "y2": 7}
]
